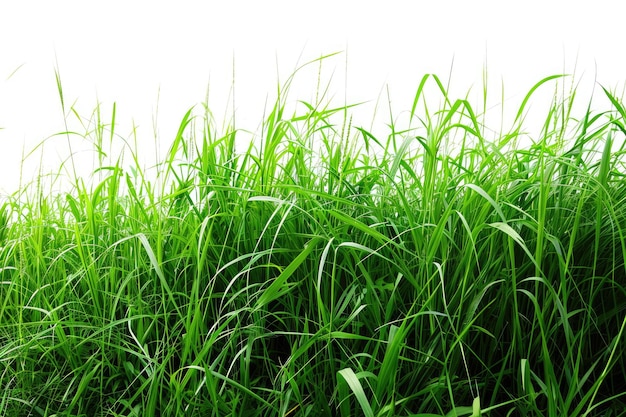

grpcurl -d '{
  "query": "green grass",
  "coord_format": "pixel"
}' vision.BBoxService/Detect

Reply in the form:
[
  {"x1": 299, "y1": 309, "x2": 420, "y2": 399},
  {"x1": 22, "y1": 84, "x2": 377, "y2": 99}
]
[{"x1": 1, "y1": 54, "x2": 626, "y2": 416}]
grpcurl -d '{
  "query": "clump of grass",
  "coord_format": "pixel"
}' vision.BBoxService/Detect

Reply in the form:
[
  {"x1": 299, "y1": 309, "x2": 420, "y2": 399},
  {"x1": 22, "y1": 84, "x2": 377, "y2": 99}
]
[{"x1": 1, "y1": 54, "x2": 625, "y2": 416}]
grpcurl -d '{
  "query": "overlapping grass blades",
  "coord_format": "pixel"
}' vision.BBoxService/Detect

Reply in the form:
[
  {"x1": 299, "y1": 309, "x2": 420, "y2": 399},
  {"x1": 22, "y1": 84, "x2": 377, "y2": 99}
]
[{"x1": 1, "y1": 56, "x2": 625, "y2": 416}]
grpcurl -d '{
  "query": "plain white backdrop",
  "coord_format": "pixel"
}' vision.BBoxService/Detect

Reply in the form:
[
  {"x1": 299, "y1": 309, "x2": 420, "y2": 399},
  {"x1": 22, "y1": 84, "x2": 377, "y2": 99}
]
[{"x1": 1, "y1": 1, "x2": 625, "y2": 194}]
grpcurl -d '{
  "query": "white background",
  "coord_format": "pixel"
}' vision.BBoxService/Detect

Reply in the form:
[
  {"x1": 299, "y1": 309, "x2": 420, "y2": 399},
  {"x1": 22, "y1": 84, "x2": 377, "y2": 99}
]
[{"x1": 1, "y1": 1, "x2": 625, "y2": 194}]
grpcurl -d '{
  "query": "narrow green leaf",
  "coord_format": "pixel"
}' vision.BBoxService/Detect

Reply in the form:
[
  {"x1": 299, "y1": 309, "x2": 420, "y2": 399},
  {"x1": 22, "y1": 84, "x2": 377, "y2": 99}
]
[
  {"x1": 337, "y1": 368, "x2": 374, "y2": 417},
  {"x1": 254, "y1": 237, "x2": 323, "y2": 311}
]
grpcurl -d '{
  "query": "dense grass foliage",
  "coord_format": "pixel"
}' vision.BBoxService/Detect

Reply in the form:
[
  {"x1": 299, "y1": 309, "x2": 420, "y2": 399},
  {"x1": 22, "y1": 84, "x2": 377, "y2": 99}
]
[{"x1": 1, "y1": 59, "x2": 626, "y2": 416}]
